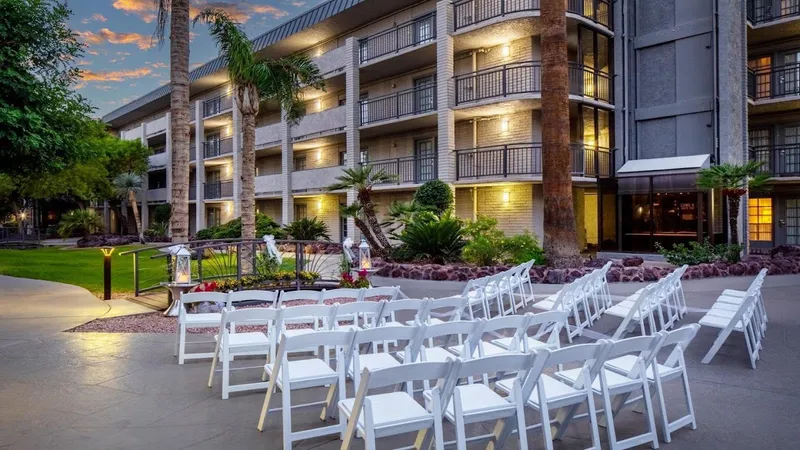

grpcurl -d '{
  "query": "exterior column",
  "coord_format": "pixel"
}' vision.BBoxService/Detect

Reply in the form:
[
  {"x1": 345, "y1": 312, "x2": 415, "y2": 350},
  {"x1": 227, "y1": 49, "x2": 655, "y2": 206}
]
[
  {"x1": 232, "y1": 101, "x2": 242, "y2": 218},
  {"x1": 280, "y1": 108, "x2": 294, "y2": 225},
  {"x1": 344, "y1": 36, "x2": 361, "y2": 240},
  {"x1": 139, "y1": 122, "x2": 149, "y2": 231},
  {"x1": 436, "y1": 1, "x2": 456, "y2": 182},
  {"x1": 195, "y1": 100, "x2": 206, "y2": 232}
]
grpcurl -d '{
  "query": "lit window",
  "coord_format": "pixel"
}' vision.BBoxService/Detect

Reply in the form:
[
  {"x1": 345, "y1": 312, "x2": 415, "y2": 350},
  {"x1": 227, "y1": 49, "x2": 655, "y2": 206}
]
[{"x1": 748, "y1": 198, "x2": 772, "y2": 242}]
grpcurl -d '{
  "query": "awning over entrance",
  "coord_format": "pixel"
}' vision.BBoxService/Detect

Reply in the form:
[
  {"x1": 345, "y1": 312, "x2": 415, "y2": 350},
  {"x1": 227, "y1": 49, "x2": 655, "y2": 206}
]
[{"x1": 617, "y1": 155, "x2": 711, "y2": 178}]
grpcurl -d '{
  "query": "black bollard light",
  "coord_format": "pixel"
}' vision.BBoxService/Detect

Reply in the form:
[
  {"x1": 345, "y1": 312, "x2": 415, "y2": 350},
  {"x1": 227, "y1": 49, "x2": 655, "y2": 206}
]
[{"x1": 100, "y1": 246, "x2": 115, "y2": 300}]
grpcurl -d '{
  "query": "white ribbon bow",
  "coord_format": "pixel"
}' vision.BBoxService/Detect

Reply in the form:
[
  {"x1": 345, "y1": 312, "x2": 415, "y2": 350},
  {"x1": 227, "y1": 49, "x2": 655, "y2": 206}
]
[
  {"x1": 263, "y1": 235, "x2": 282, "y2": 264},
  {"x1": 342, "y1": 237, "x2": 355, "y2": 264}
]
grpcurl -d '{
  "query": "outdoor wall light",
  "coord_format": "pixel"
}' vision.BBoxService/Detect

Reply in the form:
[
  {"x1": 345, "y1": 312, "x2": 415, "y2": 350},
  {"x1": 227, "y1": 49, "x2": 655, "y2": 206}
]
[
  {"x1": 502, "y1": 191, "x2": 510, "y2": 203},
  {"x1": 317, "y1": 199, "x2": 323, "y2": 211},
  {"x1": 316, "y1": 149, "x2": 323, "y2": 161},
  {"x1": 174, "y1": 246, "x2": 191, "y2": 284},
  {"x1": 100, "y1": 246, "x2": 115, "y2": 300},
  {"x1": 316, "y1": 99, "x2": 322, "y2": 111},
  {"x1": 501, "y1": 44, "x2": 510, "y2": 57},
  {"x1": 358, "y1": 238, "x2": 371, "y2": 270},
  {"x1": 501, "y1": 118, "x2": 509, "y2": 132}
]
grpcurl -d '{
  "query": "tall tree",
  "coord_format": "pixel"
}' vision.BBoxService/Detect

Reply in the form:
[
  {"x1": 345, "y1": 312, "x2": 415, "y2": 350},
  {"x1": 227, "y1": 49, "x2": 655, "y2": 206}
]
[
  {"x1": 113, "y1": 173, "x2": 146, "y2": 243},
  {"x1": 0, "y1": 0, "x2": 93, "y2": 177},
  {"x1": 154, "y1": 0, "x2": 191, "y2": 243},
  {"x1": 541, "y1": 0, "x2": 581, "y2": 268},
  {"x1": 195, "y1": 9, "x2": 324, "y2": 240},
  {"x1": 697, "y1": 162, "x2": 770, "y2": 245}
]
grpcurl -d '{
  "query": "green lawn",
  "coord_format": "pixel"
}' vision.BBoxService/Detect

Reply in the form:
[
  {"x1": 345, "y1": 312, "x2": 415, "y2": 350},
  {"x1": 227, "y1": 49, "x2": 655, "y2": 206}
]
[{"x1": 0, "y1": 245, "x2": 294, "y2": 296}]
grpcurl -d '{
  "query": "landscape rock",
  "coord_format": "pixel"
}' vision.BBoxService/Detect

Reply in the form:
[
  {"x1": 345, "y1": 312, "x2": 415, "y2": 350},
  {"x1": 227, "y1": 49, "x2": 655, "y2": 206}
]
[{"x1": 622, "y1": 257, "x2": 644, "y2": 267}]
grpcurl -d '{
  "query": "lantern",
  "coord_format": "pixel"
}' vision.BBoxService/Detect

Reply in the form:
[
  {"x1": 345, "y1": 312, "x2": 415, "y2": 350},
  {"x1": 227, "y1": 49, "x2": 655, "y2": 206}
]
[
  {"x1": 358, "y1": 238, "x2": 371, "y2": 270},
  {"x1": 174, "y1": 246, "x2": 192, "y2": 284}
]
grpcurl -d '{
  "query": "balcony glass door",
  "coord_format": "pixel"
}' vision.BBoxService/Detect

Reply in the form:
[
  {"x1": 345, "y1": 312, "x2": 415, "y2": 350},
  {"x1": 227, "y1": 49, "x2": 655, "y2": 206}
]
[
  {"x1": 784, "y1": 199, "x2": 800, "y2": 245},
  {"x1": 413, "y1": 76, "x2": 434, "y2": 114},
  {"x1": 414, "y1": 138, "x2": 436, "y2": 183},
  {"x1": 414, "y1": 15, "x2": 433, "y2": 45},
  {"x1": 206, "y1": 133, "x2": 221, "y2": 157},
  {"x1": 781, "y1": 125, "x2": 800, "y2": 175},
  {"x1": 781, "y1": 51, "x2": 800, "y2": 96},
  {"x1": 782, "y1": 0, "x2": 800, "y2": 17}
]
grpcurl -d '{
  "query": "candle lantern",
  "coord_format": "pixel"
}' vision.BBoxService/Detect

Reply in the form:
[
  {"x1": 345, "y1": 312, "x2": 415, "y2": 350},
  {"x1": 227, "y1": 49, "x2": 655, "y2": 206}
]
[
  {"x1": 174, "y1": 246, "x2": 192, "y2": 284},
  {"x1": 358, "y1": 238, "x2": 371, "y2": 270}
]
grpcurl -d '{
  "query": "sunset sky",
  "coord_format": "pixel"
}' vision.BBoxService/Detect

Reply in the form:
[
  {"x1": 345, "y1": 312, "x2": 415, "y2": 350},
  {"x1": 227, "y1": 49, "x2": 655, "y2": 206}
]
[{"x1": 67, "y1": 0, "x2": 321, "y2": 118}]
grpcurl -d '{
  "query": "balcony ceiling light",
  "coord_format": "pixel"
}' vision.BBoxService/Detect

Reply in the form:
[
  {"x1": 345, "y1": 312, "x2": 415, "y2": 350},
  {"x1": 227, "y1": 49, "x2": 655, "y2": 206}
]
[{"x1": 501, "y1": 44, "x2": 510, "y2": 57}]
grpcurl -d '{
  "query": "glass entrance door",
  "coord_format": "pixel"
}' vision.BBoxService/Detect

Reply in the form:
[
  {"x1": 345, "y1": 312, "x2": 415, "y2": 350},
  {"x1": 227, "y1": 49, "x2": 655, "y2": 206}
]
[
  {"x1": 783, "y1": 198, "x2": 800, "y2": 245},
  {"x1": 414, "y1": 138, "x2": 436, "y2": 183}
]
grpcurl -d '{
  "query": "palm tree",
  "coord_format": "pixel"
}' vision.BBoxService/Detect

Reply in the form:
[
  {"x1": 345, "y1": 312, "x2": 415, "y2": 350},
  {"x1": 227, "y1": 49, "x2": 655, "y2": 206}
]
[
  {"x1": 328, "y1": 165, "x2": 397, "y2": 253},
  {"x1": 697, "y1": 161, "x2": 770, "y2": 244},
  {"x1": 541, "y1": 0, "x2": 581, "y2": 268},
  {"x1": 195, "y1": 9, "x2": 324, "y2": 240},
  {"x1": 154, "y1": 0, "x2": 191, "y2": 243},
  {"x1": 113, "y1": 173, "x2": 145, "y2": 243}
]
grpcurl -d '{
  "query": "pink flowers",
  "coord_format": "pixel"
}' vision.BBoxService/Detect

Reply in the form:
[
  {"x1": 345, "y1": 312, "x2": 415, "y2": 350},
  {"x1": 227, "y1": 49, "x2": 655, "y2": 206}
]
[{"x1": 193, "y1": 281, "x2": 218, "y2": 292}]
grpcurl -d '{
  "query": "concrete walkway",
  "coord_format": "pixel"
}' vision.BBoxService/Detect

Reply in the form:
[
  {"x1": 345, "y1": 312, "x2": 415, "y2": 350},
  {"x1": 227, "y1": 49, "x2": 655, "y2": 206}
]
[{"x1": 0, "y1": 274, "x2": 799, "y2": 449}]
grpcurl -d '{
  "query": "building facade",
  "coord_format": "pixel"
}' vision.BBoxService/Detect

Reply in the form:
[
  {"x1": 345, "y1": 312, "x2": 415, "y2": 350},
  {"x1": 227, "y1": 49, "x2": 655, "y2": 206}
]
[{"x1": 103, "y1": 0, "x2": 766, "y2": 253}]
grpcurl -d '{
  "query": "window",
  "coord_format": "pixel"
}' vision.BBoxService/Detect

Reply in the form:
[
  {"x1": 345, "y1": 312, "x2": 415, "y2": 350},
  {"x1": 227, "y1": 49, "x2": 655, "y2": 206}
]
[
  {"x1": 338, "y1": 92, "x2": 346, "y2": 106},
  {"x1": 148, "y1": 170, "x2": 167, "y2": 189},
  {"x1": 359, "y1": 148, "x2": 369, "y2": 164},
  {"x1": 207, "y1": 207, "x2": 221, "y2": 228},
  {"x1": 748, "y1": 198, "x2": 773, "y2": 242},
  {"x1": 294, "y1": 204, "x2": 308, "y2": 220},
  {"x1": 294, "y1": 156, "x2": 306, "y2": 171},
  {"x1": 339, "y1": 151, "x2": 346, "y2": 166}
]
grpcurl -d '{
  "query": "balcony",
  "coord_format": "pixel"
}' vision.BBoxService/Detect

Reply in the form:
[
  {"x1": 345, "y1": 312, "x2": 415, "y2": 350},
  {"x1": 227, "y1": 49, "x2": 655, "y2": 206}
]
[
  {"x1": 292, "y1": 166, "x2": 343, "y2": 192},
  {"x1": 360, "y1": 83, "x2": 437, "y2": 126},
  {"x1": 202, "y1": 93, "x2": 233, "y2": 118},
  {"x1": 204, "y1": 180, "x2": 233, "y2": 199},
  {"x1": 189, "y1": 185, "x2": 196, "y2": 201},
  {"x1": 359, "y1": 12, "x2": 436, "y2": 64},
  {"x1": 147, "y1": 188, "x2": 167, "y2": 202},
  {"x1": 363, "y1": 154, "x2": 438, "y2": 185},
  {"x1": 256, "y1": 122, "x2": 283, "y2": 148},
  {"x1": 313, "y1": 45, "x2": 346, "y2": 77},
  {"x1": 146, "y1": 115, "x2": 167, "y2": 136},
  {"x1": 748, "y1": 0, "x2": 800, "y2": 24},
  {"x1": 148, "y1": 151, "x2": 167, "y2": 168},
  {"x1": 292, "y1": 105, "x2": 346, "y2": 141},
  {"x1": 120, "y1": 125, "x2": 142, "y2": 141},
  {"x1": 750, "y1": 144, "x2": 800, "y2": 177},
  {"x1": 455, "y1": 142, "x2": 612, "y2": 180},
  {"x1": 454, "y1": 62, "x2": 611, "y2": 105},
  {"x1": 748, "y1": 63, "x2": 800, "y2": 101},
  {"x1": 453, "y1": 0, "x2": 611, "y2": 31},
  {"x1": 203, "y1": 137, "x2": 233, "y2": 159},
  {"x1": 255, "y1": 173, "x2": 283, "y2": 197}
]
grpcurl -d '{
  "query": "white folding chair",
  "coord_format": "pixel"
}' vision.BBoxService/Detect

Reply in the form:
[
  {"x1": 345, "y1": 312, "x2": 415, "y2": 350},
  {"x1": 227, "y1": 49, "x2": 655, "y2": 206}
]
[
  {"x1": 257, "y1": 329, "x2": 357, "y2": 448},
  {"x1": 608, "y1": 281, "x2": 663, "y2": 340},
  {"x1": 496, "y1": 341, "x2": 611, "y2": 450},
  {"x1": 280, "y1": 303, "x2": 338, "y2": 363},
  {"x1": 491, "y1": 310, "x2": 567, "y2": 355},
  {"x1": 277, "y1": 289, "x2": 323, "y2": 307},
  {"x1": 442, "y1": 352, "x2": 545, "y2": 450},
  {"x1": 175, "y1": 291, "x2": 231, "y2": 364},
  {"x1": 404, "y1": 320, "x2": 484, "y2": 365},
  {"x1": 450, "y1": 314, "x2": 532, "y2": 359},
  {"x1": 532, "y1": 278, "x2": 588, "y2": 342},
  {"x1": 376, "y1": 298, "x2": 430, "y2": 328},
  {"x1": 496, "y1": 269, "x2": 520, "y2": 316},
  {"x1": 715, "y1": 268, "x2": 768, "y2": 335},
  {"x1": 321, "y1": 288, "x2": 364, "y2": 305},
  {"x1": 460, "y1": 277, "x2": 491, "y2": 320},
  {"x1": 332, "y1": 300, "x2": 386, "y2": 332},
  {"x1": 339, "y1": 360, "x2": 458, "y2": 450},
  {"x1": 225, "y1": 290, "x2": 279, "y2": 336},
  {"x1": 700, "y1": 293, "x2": 761, "y2": 368},
  {"x1": 556, "y1": 335, "x2": 665, "y2": 450},
  {"x1": 605, "y1": 324, "x2": 700, "y2": 443},
  {"x1": 421, "y1": 295, "x2": 469, "y2": 326},
  {"x1": 208, "y1": 307, "x2": 283, "y2": 399},
  {"x1": 348, "y1": 325, "x2": 422, "y2": 390},
  {"x1": 362, "y1": 286, "x2": 401, "y2": 302}
]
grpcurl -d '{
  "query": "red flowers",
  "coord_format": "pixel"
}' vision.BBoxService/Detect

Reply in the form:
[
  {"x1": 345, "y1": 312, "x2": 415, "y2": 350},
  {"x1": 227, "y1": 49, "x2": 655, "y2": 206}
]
[
  {"x1": 193, "y1": 281, "x2": 218, "y2": 292},
  {"x1": 339, "y1": 271, "x2": 370, "y2": 288}
]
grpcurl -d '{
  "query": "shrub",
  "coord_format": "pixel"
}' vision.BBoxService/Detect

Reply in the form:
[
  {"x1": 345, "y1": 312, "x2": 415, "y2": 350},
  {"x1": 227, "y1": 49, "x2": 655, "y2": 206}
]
[
  {"x1": 655, "y1": 239, "x2": 743, "y2": 265},
  {"x1": 145, "y1": 221, "x2": 169, "y2": 238},
  {"x1": 462, "y1": 235, "x2": 499, "y2": 266},
  {"x1": 461, "y1": 216, "x2": 545, "y2": 266},
  {"x1": 283, "y1": 217, "x2": 330, "y2": 241},
  {"x1": 58, "y1": 209, "x2": 103, "y2": 238},
  {"x1": 396, "y1": 213, "x2": 465, "y2": 263},
  {"x1": 501, "y1": 232, "x2": 546, "y2": 265},
  {"x1": 413, "y1": 180, "x2": 454, "y2": 214},
  {"x1": 153, "y1": 203, "x2": 171, "y2": 224},
  {"x1": 194, "y1": 213, "x2": 286, "y2": 240}
]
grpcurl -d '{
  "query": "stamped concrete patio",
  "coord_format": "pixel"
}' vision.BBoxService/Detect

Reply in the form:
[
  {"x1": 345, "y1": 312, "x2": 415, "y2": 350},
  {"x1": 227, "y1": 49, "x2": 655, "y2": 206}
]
[{"x1": 1, "y1": 273, "x2": 799, "y2": 449}]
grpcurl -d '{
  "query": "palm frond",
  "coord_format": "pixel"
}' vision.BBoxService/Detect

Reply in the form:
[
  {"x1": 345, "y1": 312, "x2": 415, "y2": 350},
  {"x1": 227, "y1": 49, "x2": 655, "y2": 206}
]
[
  {"x1": 112, "y1": 173, "x2": 143, "y2": 198},
  {"x1": 193, "y1": 8, "x2": 254, "y2": 85},
  {"x1": 153, "y1": 0, "x2": 171, "y2": 48}
]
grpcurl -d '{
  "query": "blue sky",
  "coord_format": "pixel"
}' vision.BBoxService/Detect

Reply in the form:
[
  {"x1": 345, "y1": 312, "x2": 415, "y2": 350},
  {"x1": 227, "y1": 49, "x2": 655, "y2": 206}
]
[{"x1": 67, "y1": 0, "x2": 320, "y2": 118}]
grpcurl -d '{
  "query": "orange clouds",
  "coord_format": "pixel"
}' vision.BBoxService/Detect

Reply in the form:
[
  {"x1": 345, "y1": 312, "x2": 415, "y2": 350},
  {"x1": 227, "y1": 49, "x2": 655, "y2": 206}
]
[
  {"x1": 81, "y1": 67, "x2": 153, "y2": 82},
  {"x1": 112, "y1": 0, "x2": 288, "y2": 24},
  {"x1": 77, "y1": 29, "x2": 154, "y2": 50},
  {"x1": 112, "y1": 0, "x2": 157, "y2": 23}
]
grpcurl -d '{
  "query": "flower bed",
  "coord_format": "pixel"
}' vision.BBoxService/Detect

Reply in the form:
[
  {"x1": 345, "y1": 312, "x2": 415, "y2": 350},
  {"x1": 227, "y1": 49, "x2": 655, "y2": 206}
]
[{"x1": 374, "y1": 250, "x2": 800, "y2": 284}]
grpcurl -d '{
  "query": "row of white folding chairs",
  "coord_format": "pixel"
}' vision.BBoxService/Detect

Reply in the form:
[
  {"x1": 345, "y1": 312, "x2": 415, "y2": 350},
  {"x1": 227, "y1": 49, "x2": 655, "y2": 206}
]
[
  {"x1": 460, "y1": 259, "x2": 537, "y2": 320},
  {"x1": 331, "y1": 324, "x2": 699, "y2": 450},
  {"x1": 608, "y1": 265, "x2": 689, "y2": 340},
  {"x1": 700, "y1": 269, "x2": 768, "y2": 369},
  {"x1": 531, "y1": 261, "x2": 613, "y2": 341},
  {"x1": 174, "y1": 286, "x2": 401, "y2": 364}
]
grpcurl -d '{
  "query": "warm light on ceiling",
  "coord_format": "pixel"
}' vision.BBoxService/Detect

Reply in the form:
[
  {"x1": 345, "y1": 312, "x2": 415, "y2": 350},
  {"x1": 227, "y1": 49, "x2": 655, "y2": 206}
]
[{"x1": 500, "y1": 118, "x2": 509, "y2": 132}]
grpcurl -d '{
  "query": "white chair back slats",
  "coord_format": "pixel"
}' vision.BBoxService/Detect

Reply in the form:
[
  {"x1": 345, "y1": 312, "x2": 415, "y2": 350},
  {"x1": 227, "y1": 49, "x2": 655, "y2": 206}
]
[
  {"x1": 489, "y1": 311, "x2": 567, "y2": 359},
  {"x1": 362, "y1": 286, "x2": 400, "y2": 302},
  {"x1": 378, "y1": 298, "x2": 431, "y2": 327},
  {"x1": 348, "y1": 324, "x2": 422, "y2": 389},
  {"x1": 410, "y1": 320, "x2": 484, "y2": 365},
  {"x1": 321, "y1": 288, "x2": 364, "y2": 305},
  {"x1": 608, "y1": 281, "x2": 661, "y2": 340},
  {"x1": 453, "y1": 314, "x2": 533, "y2": 360},
  {"x1": 227, "y1": 290, "x2": 279, "y2": 305},
  {"x1": 340, "y1": 360, "x2": 458, "y2": 450},
  {"x1": 277, "y1": 289, "x2": 323, "y2": 307},
  {"x1": 332, "y1": 300, "x2": 386, "y2": 331},
  {"x1": 175, "y1": 291, "x2": 232, "y2": 364},
  {"x1": 258, "y1": 329, "x2": 358, "y2": 448},
  {"x1": 461, "y1": 277, "x2": 490, "y2": 320},
  {"x1": 426, "y1": 295, "x2": 469, "y2": 324}
]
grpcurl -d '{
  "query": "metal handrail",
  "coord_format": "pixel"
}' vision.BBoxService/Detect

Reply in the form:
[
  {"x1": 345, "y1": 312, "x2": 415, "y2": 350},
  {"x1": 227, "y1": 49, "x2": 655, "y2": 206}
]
[
  {"x1": 202, "y1": 92, "x2": 233, "y2": 117},
  {"x1": 748, "y1": 0, "x2": 800, "y2": 24},
  {"x1": 358, "y1": 12, "x2": 436, "y2": 63},
  {"x1": 454, "y1": 142, "x2": 612, "y2": 179},
  {"x1": 203, "y1": 137, "x2": 234, "y2": 158},
  {"x1": 453, "y1": 0, "x2": 612, "y2": 30},
  {"x1": 361, "y1": 154, "x2": 439, "y2": 184},
  {"x1": 749, "y1": 143, "x2": 800, "y2": 177},
  {"x1": 359, "y1": 82, "x2": 437, "y2": 125},
  {"x1": 748, "y1": 62, "x2": 800, "y2": 100}
]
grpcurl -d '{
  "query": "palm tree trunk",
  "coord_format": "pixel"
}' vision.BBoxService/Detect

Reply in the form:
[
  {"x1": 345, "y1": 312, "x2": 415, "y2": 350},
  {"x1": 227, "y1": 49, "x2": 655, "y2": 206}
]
[
  {"x1": 353, "y1": 217, "x2": 383, "y2": 253},
  {"x1": 728, "y1": 195, "x2": 741, "y2": 244},
  {"x1": 541, "y1": 0, "x2": 581, "y2": 268},
  {"x1": 169, "y1": 0, "x2": 191, "y2": 243},
  {"x1": 362, "y1": 202, "x2": 391, "y2": 250},
  {"x1": 128, "y1": 191, "x2": 145, "y2": 243},
  {"x1": 240, "y1": 112, "x2": 256, "y2": 241}
]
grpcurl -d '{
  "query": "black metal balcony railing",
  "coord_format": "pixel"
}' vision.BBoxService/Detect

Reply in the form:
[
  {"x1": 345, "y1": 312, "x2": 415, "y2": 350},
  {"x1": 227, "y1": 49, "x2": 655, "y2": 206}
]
[
  {"x1": 455, "y1": 142, "x2": 611, "y2": 179},
  {"x1": 748, "y1": 68, "x2": 756, "y2": 100},
  {"x1": 203, "y1": 92, "x2": 233, "y2": 117},
  {"x1": 203, "y1": 137, "x2": 233, "y2": 159},
  {"x1": 748, "y1": 0, "x2": 800, "y2": 24},
  {"x1": 204, "y1": 180, "x2": 234, "y2": 199},
  {"x1": 189, "y1": 185, "x2": 197, "y2": 200},
  {"x1": 453, "y1": 0, "x2": 611, "y2": 30},
  {"x1": 362, "y1": 154, "x2": 438, "y2": 184},
  {"x1": 748, "y1": 63, "x2": 800, "y2": 100},
  {"x1": 359, "y1": 12, "x2": 436, "y2": 63},
  {"x1": 360, "y1": 83, "x2": 437, "y2": 125},
  {"x1": 750, "y1": 144, "x2": 800, "y2": 177},
  {"x1": 454, "y1": 61, "x2": 611, "y2": 104}
]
